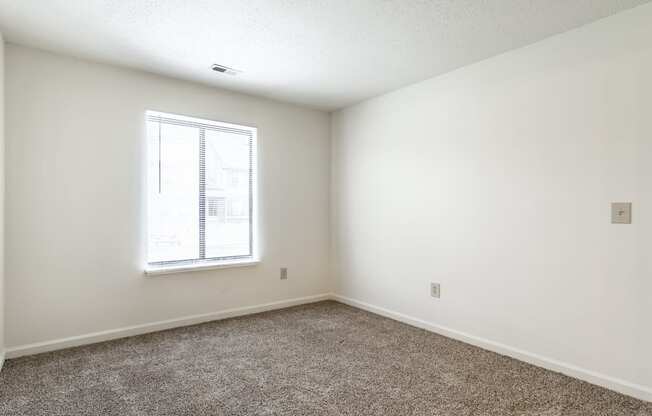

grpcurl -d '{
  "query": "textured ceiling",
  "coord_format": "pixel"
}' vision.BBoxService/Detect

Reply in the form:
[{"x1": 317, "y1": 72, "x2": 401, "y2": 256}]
[{"x1": 0, "y1": 0, "x2": 649, "y2": 110}]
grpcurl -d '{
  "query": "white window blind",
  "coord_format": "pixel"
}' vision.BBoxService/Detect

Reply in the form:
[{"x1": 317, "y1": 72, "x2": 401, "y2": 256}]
[{"x1": 146, "y1": 111, "x2": 257, "y2": 269}]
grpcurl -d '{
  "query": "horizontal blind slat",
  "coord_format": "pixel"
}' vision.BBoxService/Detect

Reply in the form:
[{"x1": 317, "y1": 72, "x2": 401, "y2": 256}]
[{"x1": 147, "y1": 115, "x2": 253, "y2": 136}]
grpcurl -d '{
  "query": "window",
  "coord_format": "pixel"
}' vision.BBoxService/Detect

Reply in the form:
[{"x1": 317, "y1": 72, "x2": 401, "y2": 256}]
[{"x1": 146, "y1": 111, "x2": 257, "y2": 272}]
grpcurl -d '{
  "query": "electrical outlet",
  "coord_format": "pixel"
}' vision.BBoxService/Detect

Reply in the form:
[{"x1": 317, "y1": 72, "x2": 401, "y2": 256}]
[
  {"x1": 280, "y1": 267, "x2": 288, "y2": 280},
  {"x1": 430, "y1": 283, "x2": 441, "y2": 299}
]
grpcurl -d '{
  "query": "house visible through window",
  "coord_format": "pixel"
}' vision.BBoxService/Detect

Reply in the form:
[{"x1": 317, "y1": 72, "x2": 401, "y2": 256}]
[
  {"x1": 146, "y1": 111, "x2": 257, "y2": 269},
  {"x1": 207, "y1": 197, "x2": 225, "y2": 219}
]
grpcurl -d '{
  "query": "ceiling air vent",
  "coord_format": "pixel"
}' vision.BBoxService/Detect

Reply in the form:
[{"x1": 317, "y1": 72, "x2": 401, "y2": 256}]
[{"x1": 211, "y1": 64, "x2": 241, "y2": 76}]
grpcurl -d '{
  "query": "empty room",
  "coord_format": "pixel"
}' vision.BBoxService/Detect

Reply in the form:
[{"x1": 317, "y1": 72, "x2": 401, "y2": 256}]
[{"x1": 0, "y1": 1, "x2": 651, "y2": 414}]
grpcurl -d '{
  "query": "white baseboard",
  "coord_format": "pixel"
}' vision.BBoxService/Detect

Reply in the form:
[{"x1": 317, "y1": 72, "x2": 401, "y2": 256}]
[
  {"x1": 332, "y1": 293, "x2": 652, "y2": 403},
  {"x1": 5, "y1": 293, "x2": 331, "y2": 359},
  {"x1": 0, "y1": 350, "x2": 4, "y2": 373},
  {"x1": 4, "y1": 292, "x2": 651, "y2": 403}
]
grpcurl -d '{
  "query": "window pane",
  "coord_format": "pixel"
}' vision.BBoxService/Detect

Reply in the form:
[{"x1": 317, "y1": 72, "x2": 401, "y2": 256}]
[
  {"x1": 204, "y1": 130, "x2": 251, "y2": 258},
  {"x1": 148, "y1": 122, "x2": 200, "y2": 263}
]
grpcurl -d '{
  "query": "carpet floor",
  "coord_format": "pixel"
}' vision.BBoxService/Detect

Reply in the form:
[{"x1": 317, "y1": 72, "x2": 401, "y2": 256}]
[{"x1": 0, "y1": 301, "x2": 650, "y2": 415}]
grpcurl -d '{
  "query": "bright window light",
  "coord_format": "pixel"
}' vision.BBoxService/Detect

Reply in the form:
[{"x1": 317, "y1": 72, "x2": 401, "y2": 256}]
[{"x1": 146, "y1": 111, "x2": 257, "y2": 271}]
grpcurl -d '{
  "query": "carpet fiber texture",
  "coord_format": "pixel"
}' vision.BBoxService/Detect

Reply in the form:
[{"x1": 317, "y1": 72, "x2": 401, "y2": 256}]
[{"x1": 1, "y1": 301, "x2": 650, "y2": 415}]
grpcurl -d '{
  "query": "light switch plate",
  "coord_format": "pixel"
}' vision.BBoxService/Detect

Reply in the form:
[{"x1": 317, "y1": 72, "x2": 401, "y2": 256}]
[{"x1": 611, "y1": 202, "x2": 632, "y2": 224}]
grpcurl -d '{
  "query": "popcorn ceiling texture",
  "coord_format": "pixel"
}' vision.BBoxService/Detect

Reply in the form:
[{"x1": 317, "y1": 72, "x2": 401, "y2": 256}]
[
  {"x1": 1, "y1": 301, "x2": 650, "y2": 415},
  {"x1": 0, "y1": 0, "x2": 649, "y2": 110}
]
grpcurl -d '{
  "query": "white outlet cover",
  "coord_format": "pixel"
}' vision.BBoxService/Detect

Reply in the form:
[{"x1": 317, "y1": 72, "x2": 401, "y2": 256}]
[{"x1": 430, "y1": 283, "x2": 441, "y2": 299}]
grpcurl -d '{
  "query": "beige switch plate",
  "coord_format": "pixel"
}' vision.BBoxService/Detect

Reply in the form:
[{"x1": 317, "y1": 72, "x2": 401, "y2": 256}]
[{"x1": 611, "y1": 202, "x2": 632, "y2": 224}]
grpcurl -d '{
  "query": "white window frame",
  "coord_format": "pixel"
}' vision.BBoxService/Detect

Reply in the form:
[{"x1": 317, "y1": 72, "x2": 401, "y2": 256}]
[{"x1": 144, "y1": 111, "x2": 259, "y2": 275}]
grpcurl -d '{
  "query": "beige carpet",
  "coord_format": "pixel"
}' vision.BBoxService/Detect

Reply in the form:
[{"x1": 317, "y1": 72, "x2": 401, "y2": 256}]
[{"x1": 0, "y1": 301, "x2": 650, "y2": 415}]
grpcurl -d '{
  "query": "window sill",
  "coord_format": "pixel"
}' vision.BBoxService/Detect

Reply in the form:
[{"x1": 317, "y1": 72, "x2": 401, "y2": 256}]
[{"x1": 145, "y1": 259, "x2": 260, "y2": 276}]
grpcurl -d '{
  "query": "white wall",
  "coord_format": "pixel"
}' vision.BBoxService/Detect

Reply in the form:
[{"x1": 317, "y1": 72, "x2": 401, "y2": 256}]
[
  {"x1": 331, "y1": 4, "x2": 652, "y2": 399},
  {"x1": 5, "y1": 44, "x2": 331, "y2": 349},
  {"x1": 0, "y1": 32, "x2": 5, "y2": 365}
]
